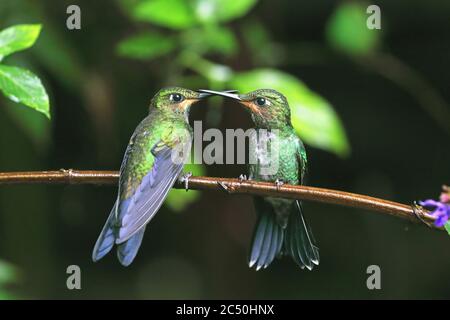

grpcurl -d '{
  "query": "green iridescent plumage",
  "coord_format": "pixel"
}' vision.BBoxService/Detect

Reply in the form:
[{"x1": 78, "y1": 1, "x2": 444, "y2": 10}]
[
  {"x1": 92, "y1": 87, "x2": 203, "y2": 266},
  {"x1": 242, "y1": 89, "x2": 318, "y2": 270},
  {"x1": 199, "y1": 88, "x2": 319, "y2": 270}
]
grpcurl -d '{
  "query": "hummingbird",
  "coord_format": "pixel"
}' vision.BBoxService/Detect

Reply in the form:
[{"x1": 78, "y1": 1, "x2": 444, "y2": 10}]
[
  {"x1": 198, "y1": 89, "x2": 319, "y2": 270},
  {"x1": 92, "y1": 87, "x2": 209, "y2": 266}
]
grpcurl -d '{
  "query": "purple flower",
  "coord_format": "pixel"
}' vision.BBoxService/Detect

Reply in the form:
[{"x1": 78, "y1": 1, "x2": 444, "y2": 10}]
[{"x1": 419, "y1": 199, "x2": 450, "y2": 227}]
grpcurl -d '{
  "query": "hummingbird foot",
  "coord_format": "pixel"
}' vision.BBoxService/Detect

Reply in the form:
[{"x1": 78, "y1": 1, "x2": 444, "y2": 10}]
[
  {"x1": 238, "y1": 174, "x2": 247, "y2": 182},
  {"x1": 274, "y1": 179, "x2": 284, "y2": 190},
  {"x1": 178, "y1": 172, "x2": 192, "y2": 191}
]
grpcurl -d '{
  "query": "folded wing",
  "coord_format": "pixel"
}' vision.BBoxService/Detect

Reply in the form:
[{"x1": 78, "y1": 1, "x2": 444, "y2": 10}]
[{"x1": 116, "y1": 139, "x2": 191, "y2": 243}]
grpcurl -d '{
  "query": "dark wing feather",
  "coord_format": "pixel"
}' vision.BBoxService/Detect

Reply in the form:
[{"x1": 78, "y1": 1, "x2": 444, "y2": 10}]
[
  {"x1": 116, "y1": 140, "x2": 190, "y2": 243},
  {"x1": 92, "y1": 199, "x2": 118, "y2": 262},
  {"x1": 296, "y1": 138, "x2": 308, "y2": 184},
  {"x1": 117, "y1": 226, "x2": 146, "y2": 266},
  {"x1": 249, "y1": 198, "x2": 284, "y2": 270},
  {"x1": 285, "y1": 201, "x2": 319, "y2": 269}
]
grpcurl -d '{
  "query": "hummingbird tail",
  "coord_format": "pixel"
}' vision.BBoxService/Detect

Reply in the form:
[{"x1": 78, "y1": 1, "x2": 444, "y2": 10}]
[
  {"x1": 92, "y1": 200, "x2": 118, "y2": 262},
  {"x1": 285, "y1": 201, "x2": 319, "y2": 270},
  {"x1": 116, "y1": 226, "x2": 146, "y2": 267},
  {"x1": 249, "y1": 199, "x2": 284, "y2": 270},
  {"x1": 92, "y1": 199, "x2": 147, "y2": 266}
]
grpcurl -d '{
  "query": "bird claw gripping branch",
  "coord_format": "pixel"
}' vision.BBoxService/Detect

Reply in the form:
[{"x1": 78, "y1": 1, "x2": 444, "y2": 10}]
[
  {"x1": 239, "y1": 174, "x2": 247, "y2": 182},
  {"x1": 179, "y1": 172, "x2": 193, "y2": 191}
]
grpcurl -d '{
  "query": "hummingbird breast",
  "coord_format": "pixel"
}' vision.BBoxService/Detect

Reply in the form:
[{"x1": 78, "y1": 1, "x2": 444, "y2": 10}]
[{"x1": 248, "y1": 129, "x2": 301, "y2": 185}]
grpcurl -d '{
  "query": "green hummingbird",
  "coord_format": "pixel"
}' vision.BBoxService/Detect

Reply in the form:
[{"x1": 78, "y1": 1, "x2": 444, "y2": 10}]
[
  {"x1": 92, "y1": 87, "x2": 208, "y2": 266},
  {"x1": 199, "y1": 89, "x2": 319, "y2": 270}
]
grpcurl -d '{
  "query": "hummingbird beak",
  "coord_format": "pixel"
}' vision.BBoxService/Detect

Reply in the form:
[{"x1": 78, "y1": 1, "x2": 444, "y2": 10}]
[
  {"x1": 197, "y1": 89, "x2": 241, "y2": 100},
  {"x1": 197, "y1": 89, "x2": 259, "y2": 113},
  {"x1": 180, "y1": 91, "x2": 212, "y2": 110}
]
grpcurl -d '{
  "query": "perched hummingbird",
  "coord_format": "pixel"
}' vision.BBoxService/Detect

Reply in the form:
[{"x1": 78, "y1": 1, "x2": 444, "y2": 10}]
[
  {"x1": 199, "y1": 89, "x2": 319, "y2": 270},
  {"x1": 92, "y1": 87, "x2": 208, "y2": 266}
]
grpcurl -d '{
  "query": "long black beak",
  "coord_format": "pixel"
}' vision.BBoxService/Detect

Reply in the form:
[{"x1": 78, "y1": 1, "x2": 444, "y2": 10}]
[{"x1": 197, "y1": 89, "x2": 242, "y2": 101}]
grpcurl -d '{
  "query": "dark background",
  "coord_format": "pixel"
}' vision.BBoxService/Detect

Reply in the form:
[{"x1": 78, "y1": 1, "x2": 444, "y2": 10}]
[{"x1": 0, "y1": 0, "x2": 449, "y2": 299}]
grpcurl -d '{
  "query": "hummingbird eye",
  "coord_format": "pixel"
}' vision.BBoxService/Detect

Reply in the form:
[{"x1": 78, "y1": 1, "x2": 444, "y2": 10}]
[
  {"x1": 169, "y1": 93, "x2": 184, "y2": 103},
  {"x1": 255, "y1": 97, "x2": 266, "y2": 107}
]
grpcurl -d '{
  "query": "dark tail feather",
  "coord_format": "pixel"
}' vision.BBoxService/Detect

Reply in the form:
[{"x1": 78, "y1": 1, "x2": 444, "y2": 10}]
[
  {"x1": 92, "y1": 199, "x2": 146, "y2": 266},
  {"x1": 285, "y1": 201, "x2": 319, "y2": 270},
  {"x1": 249, "y1": 200, "x2": 284, "y2": 270},
  {"x1": 116, "y1": 226, "x2": 146, "y2": 267},
  {"x1": 92, "y1": 201, "x2": 118, "y2": 262}
]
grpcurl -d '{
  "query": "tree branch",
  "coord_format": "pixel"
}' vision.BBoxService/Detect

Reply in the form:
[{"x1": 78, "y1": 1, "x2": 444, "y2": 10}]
[{"x1": 0, "y1": 169, "x2": 438, "y2": 229}]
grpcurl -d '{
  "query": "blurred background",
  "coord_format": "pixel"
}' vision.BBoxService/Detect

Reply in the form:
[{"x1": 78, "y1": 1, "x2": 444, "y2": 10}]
[{"x1": 0, "y1": 0, "x2": 449, "y2": 299}]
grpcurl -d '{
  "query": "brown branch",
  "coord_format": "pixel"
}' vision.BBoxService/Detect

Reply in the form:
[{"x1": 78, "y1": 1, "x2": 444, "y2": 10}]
[
  {"x1": 0, "y1": 169, "x2": 438, "y2": 229},
  {"x1": 0, "y1": 170, "x2": 119, "y2": 185}
]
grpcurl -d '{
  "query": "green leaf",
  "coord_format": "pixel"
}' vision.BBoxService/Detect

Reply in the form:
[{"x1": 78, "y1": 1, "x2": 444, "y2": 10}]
[
  {"x1": 132, "y1": 0, "x2": 197, "y2": 29},
  {"x1": 117, "y1": 32, "x2": 176, "y2": 60},
  {"x1": 444, "y1": 221, "x2": 450, "y2": 235},
  {"x1": 0, "y1": 24, "x2": 42, "y2": 61},
  {"x1": 0, "y1": 65, "x2": 50, "y2": 118},
  {"x1": 165, "y1": 163, "x2": 205, "y2": 212},
  {"x1": 181, "y1": 25, "x2": 237, "y2": 56},
  {"x1": 326, "y1": 2, "x2": 380, "y2": 56},
  {"x1": 129, "y1": 0, "x2": 257, "y2": 29},
  {"x1": 229, "y1": 69, "x2": 350, "y2": 157},
  {"x1": 193, "y1": 0, "x2": 258, "y2": 23}
]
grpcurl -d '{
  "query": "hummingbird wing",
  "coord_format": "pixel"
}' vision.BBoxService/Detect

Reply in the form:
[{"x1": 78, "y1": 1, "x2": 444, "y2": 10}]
[
  {"x1": 285, "y1": 201, "x2": 319, "y2": 269},
  {"x1": 92, "y1": 198, "x2": 118, "y2": 262},
  {"x1": 284, "y1": 138, "x2": 319, "y2": 268},
  {"x1": 116, "y1": 137, "x2": 191, "y2": 243},
  {"x1": 296, "y1": 138, "x2": 308, "y2": 185}
]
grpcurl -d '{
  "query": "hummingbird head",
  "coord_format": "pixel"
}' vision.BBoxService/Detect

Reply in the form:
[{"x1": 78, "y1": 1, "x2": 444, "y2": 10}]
[
  {"x1": 198, "y1": 89, "x2": 291, "y2": 129},
  {"x1": 150, "y1": 87, "x2": 205, "y2": 116}
]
